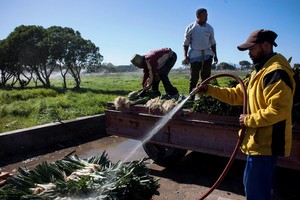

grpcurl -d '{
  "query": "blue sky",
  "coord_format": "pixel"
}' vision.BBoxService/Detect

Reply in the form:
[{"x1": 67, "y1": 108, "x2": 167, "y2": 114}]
[{"x1": 1, "y1": 0, "x2": 299, "y2": 67}]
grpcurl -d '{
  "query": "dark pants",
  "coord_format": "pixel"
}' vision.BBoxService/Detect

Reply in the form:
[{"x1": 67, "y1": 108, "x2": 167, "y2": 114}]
[
  {"x1": 189, "y1": 56, "x2": 213, "y2": 100},
  {"x1": 152, "y1": 52, "x2": 178, "y2": 95},
  {"x1": 243, "y1": 155, "x2": 277, "y2": 200}
]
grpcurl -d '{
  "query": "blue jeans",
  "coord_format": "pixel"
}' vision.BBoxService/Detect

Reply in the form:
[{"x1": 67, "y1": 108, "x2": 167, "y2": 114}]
[{"x1": 243, "y1": 155, "x2": 278, "y2": 200}]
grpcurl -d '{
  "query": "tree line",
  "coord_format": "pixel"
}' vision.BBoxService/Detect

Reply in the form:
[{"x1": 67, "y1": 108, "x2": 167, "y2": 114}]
[
  {"x1": 0, "y1": 25, "x2": 103, "y2": 89},
  {"x1": 1, "y1": 25, "x2": 297, "y2": 89}
]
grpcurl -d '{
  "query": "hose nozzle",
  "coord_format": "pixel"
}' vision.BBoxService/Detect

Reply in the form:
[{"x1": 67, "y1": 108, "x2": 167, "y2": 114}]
[{"x1": 189, "y1": 87, "x2": 199, "y2": 96}]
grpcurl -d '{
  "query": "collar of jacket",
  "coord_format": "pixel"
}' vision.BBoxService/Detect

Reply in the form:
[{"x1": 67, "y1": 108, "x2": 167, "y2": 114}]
[{"x1": 254, "y1": 52, "x2": 277, "y2": 72}]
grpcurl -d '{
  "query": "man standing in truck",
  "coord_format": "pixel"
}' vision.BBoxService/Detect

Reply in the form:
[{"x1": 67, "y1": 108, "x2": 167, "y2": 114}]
[{"x1": 182, "y1": 8, "x2": 218, "y2": 101}]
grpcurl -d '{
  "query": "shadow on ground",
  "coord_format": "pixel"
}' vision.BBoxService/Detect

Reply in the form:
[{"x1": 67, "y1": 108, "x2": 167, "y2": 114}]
[{"x1": 148, "y1": 151, "x2": 300, "y2": 200}]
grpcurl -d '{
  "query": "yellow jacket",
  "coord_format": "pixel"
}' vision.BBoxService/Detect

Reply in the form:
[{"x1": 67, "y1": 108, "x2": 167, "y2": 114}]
[{"x1": 207, "y1": 54, "x2": 295, "y2": 156}]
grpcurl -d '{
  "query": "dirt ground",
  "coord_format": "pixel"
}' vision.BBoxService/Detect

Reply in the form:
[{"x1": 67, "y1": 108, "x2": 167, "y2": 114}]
[{"x1": 1, "y1": 136, "x2": 300, "y2": 200}]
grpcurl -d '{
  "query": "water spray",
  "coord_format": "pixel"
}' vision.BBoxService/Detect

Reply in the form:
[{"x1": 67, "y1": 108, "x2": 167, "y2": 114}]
[{"x1": 120, "y1": 73, "x2": 247, "y2": 200}]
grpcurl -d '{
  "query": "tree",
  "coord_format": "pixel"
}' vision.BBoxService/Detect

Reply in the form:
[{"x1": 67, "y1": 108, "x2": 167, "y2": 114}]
[
  {"x1": 46, "y1": 26, "x2": 77, "y2": 89},
  {"x1": 83, "y1": 40, "x2": 103, "y2": 73},
  {"x1": 216, "y1": 62, "x2": 236, "y2": 70},
  {"x1": 4, "y1": 25, "x2": 50, "y2": 88},
  {"x1": 239, "y1": 60, "x2": 252, "y2": 70},
  {"x1": 0, "y1": 39, "x2": 16, "y2": 87},
  {"x1": 1, "y1": 25, "x2": 103, "y2": 89},
  {"x1": 46, "y1": 27, "x2": 103, "y2": 89},
  {"x1": 65, "y1": 33, "x2": 103, "y2": 89}
]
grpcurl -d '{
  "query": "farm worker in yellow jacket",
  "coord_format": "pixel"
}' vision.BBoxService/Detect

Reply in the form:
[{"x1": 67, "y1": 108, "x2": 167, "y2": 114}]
[{"x1": 196, "y1": 29, "x2": 295, "y2": 200}]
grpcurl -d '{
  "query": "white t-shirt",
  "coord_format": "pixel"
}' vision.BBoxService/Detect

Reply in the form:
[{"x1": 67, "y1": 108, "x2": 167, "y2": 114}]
[{"x1": 183, "y1": 22, "x2": 216, "y2": 59}]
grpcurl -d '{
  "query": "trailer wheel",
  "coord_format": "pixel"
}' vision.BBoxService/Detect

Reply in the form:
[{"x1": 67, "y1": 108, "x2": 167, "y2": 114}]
[{"x1": 143, "y1": 143, "x2": 187, "y2": 166}]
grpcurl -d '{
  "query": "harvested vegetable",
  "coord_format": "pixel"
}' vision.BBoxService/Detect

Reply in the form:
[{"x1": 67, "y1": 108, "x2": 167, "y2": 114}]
[{"x1": 0, "y1": 152, "x2": 159, "y2": 200}]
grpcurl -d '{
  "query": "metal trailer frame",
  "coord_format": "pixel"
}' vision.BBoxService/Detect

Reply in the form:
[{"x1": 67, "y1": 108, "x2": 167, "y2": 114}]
[{"x1": 105, "y1": 103, "x2": 300, "y2": 170}]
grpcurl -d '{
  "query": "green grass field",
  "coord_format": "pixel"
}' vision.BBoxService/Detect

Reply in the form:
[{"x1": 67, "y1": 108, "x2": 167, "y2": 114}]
[{"x1": 0, "y1": 70, "x2": 248, "y2": 133}]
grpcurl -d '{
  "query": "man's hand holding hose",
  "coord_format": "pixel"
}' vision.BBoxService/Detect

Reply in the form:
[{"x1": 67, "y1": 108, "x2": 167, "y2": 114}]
[
  {"x1": 188, "y1": 82, "x2": 208, "y2": 97},
  {"x1": 194, "y1": 82, "x2": 247, "y2": 128},
  {"x1": 194, "y1": 83, "x2": 208, "y2": 94},
  {"x1": 239, "y1": 114, "x2": 246, "y2": 127}
]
